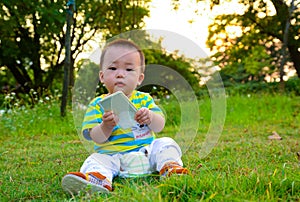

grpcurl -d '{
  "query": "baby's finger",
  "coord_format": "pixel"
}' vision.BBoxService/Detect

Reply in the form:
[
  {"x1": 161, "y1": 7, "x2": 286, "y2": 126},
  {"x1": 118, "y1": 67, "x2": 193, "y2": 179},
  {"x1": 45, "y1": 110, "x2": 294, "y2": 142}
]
[
  {"x1": 104, "y1": 112, "x2": 116, "y2": 122},
  {"x1": 103, "y1": 111, "x2": 113, "y2": 118}
]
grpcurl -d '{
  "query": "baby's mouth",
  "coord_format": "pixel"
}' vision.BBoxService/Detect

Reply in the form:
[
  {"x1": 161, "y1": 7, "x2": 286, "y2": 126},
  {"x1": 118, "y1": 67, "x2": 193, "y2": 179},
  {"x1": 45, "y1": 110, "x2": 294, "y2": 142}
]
[{"x1": 115, "y1": 82, "x2": 125, "y2": 87}]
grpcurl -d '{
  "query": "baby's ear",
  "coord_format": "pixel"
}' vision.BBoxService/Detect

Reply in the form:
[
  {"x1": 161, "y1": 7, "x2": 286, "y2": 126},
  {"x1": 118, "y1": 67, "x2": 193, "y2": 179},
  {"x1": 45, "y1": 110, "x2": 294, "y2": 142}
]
[
  {"x1": 99, "y1": 71, "x2": 104, "y2": 83},
  {"x1": 138, "y1": 73, "x2": 144, "y2": 85}
]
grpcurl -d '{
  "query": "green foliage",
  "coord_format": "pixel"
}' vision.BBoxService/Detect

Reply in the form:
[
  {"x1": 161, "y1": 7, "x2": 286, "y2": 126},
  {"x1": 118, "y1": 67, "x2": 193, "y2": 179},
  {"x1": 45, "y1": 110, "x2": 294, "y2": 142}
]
[
  {"x1": 222, "y1": 76, "x2": 300, "y2": 96},
  {"x1": 1, "y1": 1, "x2": 203, "y2": 107},
  {"x1": 142, "y1": 49, "x2": 201, "y2": 94},
  {"x1": 73, "y1": 59, "x2": 103, "y2": 107},
  {"x1": 1, "y1": 93, "x2": 299, "y2": 201},
  {"x1": 207, "y1": 0, "x2": 300, "y2": 82},
  {"x1": 0, "y1": 0, "x2": 150, "y2": 98},
  {"x1": 0, "y1": 0, "x2": 65, "y2": 91},
  {"x1": 243, "y1": 45, "x2": 272, "y2": 76}
]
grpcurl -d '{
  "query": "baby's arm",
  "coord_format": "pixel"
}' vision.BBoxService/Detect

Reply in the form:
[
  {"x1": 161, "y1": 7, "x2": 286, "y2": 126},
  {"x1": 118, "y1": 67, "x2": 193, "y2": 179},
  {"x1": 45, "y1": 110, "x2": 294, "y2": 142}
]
[
  {"x1": 90, "y1": 111, "x2": 119, "y2": 144},
  {"x1": 135, "y1": 108, "x2": 165, "y2": 132}
]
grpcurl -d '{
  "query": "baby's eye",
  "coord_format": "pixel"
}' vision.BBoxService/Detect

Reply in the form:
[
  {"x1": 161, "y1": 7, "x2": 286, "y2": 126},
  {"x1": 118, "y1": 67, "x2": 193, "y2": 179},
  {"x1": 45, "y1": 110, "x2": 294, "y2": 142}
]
[
  {"x1": 108, "y1": 67, "x2": 117, "y2": 70},
  {"x1": 126, "y1": 68, "x2": 134, "y2": 71}
]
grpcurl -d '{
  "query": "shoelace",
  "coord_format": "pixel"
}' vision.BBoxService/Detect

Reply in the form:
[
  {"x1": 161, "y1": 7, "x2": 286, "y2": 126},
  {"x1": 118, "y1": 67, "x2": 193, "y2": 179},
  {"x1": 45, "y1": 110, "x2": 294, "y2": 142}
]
[{"x1": 88, "y1": 174, "x2": 107, "y2": 186}]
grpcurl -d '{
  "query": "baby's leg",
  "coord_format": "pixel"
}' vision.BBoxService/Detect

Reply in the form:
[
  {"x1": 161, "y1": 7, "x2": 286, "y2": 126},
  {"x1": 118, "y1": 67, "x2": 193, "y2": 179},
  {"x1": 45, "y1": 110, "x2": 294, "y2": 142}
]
[
  {"x1": 119, "y1": 151, "x2": 152, "y2": 177},
  {"x1": 147, "y1": 137, "x2": 183, "y2": 172},
  {"x1": 80, "y1": 153, "x2": 119, "y2": 182}
]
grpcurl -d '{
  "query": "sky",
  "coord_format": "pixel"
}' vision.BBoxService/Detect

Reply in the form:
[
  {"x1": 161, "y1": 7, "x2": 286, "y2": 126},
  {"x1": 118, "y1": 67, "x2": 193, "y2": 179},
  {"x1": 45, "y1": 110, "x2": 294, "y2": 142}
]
[
  {"x1": 144, "y1": 0, "x2": 212, "y2": 57},
  {"x1": 144, "y1": 0, "x2": 245, "y2": 58}
]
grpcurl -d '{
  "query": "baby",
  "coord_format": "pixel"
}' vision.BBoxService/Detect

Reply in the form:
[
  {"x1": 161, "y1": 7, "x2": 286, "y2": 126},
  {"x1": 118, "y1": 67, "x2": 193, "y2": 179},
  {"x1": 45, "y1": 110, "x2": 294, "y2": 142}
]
[{"x1": 62, "y1": 39, "x2": 188, "y2": 195}]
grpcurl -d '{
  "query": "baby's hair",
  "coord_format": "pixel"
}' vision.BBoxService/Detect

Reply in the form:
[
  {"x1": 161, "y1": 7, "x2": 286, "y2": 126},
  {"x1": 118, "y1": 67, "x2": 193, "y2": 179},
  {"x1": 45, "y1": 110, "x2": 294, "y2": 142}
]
[{"x1": 100, "y1": 39, "x2": 145, "y2": 72}]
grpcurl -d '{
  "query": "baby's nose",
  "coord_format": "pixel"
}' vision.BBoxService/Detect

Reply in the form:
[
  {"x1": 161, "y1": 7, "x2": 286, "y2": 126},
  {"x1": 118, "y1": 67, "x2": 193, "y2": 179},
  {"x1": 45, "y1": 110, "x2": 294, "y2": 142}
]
[{"x1": 116, "y1": 69, "x2": 126, "y2": 77}]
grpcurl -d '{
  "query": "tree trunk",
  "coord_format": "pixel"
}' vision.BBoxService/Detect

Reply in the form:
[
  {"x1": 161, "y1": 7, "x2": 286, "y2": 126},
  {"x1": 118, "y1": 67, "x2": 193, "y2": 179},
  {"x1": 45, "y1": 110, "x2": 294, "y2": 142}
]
[
  {"x1": 286, "y1": 0, "x2": 299, "y2": 79},
  {"x1": 279, "y1": 11, "x2": 291, "y2": 92},
  {"x1": 61, "y1": 2, "x2": 74, "y2": 117},
  {"x1": 8, "y1": 63, "x2": 32, "y2": 93},
  {"x1": 288, "y1": 45, "x2": 300, "y2": 78}
]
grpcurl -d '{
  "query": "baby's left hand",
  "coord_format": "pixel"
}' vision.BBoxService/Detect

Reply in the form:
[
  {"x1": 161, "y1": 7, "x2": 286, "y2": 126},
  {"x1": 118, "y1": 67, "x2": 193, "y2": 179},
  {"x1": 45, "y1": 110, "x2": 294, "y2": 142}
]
[{"x1": 135, "y1": 107, "x2": 152, "y2": 126}]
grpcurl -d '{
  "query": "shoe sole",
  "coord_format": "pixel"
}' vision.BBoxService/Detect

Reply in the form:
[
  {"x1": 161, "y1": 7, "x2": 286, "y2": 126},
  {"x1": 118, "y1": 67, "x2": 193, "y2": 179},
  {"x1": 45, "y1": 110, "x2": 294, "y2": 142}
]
[
  {"x1": 62, "y1": 174, "x2": 110, "y2": 195},
  {"x1": 160, "y1": 168, "x2": 189, "y2": 179}
]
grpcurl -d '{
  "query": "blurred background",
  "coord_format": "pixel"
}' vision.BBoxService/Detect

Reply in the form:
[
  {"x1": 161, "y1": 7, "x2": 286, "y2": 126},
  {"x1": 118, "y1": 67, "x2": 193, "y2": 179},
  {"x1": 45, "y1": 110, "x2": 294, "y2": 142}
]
[{"x1": 1, "y1": 0, "x2": 299, "y2": 113}]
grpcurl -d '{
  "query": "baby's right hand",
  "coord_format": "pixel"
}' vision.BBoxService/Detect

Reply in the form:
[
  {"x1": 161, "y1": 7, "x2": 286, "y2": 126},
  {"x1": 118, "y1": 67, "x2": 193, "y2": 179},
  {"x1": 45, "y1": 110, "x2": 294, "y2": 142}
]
[{"x1": 102, "y1": 111, "x2": 119, "y2": 128}]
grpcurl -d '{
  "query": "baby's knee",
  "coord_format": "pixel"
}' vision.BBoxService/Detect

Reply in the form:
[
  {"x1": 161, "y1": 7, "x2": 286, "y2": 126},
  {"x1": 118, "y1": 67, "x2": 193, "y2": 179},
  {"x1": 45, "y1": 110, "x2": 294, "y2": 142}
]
[{"x1": 155, "y1": 137, "x2": 177, "y2": 146}]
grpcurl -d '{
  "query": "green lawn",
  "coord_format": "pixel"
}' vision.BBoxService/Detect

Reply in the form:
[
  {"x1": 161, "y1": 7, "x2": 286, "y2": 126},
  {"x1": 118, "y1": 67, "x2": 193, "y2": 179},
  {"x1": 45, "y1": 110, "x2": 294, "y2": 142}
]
[{"x1": 0, "y1": 94, "x2": 299, "y2": 201}]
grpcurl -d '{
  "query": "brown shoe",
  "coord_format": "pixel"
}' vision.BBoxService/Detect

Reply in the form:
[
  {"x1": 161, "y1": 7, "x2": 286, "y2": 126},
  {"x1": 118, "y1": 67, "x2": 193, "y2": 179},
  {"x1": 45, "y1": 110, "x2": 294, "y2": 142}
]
[
  {"x1": 159, "y1": 162, "x2": 189, "y2": 177},
  {"x1": 62, "y1": 172, "x2": 112, "y2": 195}
]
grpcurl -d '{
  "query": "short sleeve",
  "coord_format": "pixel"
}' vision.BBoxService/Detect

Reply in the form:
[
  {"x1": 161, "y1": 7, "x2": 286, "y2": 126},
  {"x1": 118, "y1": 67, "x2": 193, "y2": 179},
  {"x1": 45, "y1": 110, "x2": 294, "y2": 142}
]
[{"x1": 81, "y1": 97, "x2": 104, "y2": 140}]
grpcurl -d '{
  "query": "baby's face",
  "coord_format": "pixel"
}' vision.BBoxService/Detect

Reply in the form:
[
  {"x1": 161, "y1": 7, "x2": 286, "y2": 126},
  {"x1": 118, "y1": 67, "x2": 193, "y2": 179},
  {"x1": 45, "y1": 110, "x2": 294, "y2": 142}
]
[{"x1": 100, "y1": 46, "x2": 144, "y2": 97}]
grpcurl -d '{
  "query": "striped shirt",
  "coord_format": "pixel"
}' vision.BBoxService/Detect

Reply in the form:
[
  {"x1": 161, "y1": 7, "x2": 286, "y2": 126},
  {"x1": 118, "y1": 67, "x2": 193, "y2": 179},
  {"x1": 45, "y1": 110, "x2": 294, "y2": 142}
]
[{"x1": 82, "y1": 90, "x2": 164, "y2": 155}]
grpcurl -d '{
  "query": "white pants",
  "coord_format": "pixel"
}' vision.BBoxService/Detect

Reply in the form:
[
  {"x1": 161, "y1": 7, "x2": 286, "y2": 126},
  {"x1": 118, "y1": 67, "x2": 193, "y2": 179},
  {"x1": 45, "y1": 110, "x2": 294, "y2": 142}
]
[{"x1": 80, "y1": 137, "x2": 183, "y2": 182}]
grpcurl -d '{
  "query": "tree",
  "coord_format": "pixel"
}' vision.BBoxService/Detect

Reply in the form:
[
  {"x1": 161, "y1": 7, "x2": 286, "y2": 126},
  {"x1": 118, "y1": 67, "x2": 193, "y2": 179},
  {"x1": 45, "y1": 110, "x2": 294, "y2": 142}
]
[
  {"x1": 61, "y1": 0, "x2": 75, "y2": 117},
  {"x1": 206, "y1": 0, "x2": 300, "y2": 83},
  {"x1": 0, "y1": 0, "x2": 150, "y2": 100}
]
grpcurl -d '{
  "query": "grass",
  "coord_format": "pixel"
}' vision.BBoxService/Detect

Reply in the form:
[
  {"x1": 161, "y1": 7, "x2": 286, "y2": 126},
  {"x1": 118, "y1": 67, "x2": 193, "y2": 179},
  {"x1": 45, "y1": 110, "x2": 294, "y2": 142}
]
[{"x1": 0, "y1": 93, "x2": 299, "y2": 201}]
